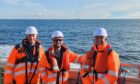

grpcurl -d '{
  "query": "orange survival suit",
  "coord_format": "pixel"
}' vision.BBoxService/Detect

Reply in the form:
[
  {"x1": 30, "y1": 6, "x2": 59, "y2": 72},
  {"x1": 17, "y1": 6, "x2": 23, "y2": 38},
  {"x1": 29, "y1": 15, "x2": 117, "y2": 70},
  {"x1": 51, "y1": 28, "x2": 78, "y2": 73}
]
[
  {"x1": 38, "y1": 45, "x2": 83, "y2": 84},
  {"x1": 4, "y1": 39, "x2": 44, "y2": 84},
  {"x1": 80, "y1": 44, "x2": 120, "y2": 84}
]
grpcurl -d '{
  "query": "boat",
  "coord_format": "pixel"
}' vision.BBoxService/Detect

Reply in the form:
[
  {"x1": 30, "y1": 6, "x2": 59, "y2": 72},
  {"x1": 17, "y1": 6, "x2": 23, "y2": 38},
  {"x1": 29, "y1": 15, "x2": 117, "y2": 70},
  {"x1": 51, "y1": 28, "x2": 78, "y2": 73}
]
[{"x1": 0, "y1": 57, "x2": 140, "y2": 84}]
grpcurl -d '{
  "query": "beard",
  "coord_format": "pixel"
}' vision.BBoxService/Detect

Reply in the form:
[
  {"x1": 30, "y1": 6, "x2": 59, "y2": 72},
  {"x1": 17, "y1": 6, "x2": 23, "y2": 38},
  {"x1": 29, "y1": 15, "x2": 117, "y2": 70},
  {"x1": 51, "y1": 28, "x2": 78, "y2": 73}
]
[{"x1": 53, "y1": 43, "x2": 62, "y2": 49}]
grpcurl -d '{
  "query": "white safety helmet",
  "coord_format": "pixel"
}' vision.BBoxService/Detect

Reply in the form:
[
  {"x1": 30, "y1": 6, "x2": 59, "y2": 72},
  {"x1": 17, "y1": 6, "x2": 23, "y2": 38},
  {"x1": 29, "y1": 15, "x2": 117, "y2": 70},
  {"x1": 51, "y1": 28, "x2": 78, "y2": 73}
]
[
  {"x1": 25, "y1": 26, "x2": 38, "y2": 34},
  {"x1": 93, "y1": 27, "x2": 108, "y2": 37},
  {"x1": 52, "y1": 31, "x2": 64, "y2": 38}
]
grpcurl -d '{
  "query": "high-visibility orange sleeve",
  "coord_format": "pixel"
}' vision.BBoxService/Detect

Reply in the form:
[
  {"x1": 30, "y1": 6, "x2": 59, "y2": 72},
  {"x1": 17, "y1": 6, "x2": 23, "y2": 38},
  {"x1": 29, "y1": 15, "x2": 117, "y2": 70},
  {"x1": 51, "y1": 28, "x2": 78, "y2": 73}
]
[
  {"x1": 4, "y1": 47, "x2": 17, "y2": 84},
  {"x1": 38, "y1": 53, "x2": 50, "y2": 83},
  {"x1": 69, "y1": 50, "x2": 83, "y2": 63}
]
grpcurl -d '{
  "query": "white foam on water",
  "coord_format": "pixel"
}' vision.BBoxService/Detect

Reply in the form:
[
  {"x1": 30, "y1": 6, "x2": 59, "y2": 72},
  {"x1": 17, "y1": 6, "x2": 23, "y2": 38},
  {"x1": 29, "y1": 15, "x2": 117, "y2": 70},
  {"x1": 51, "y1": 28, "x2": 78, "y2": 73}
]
[
  {"x1": 0, "y1": 45, "x2": 14, "y2": 57},
  {"x1": 0, "y1": 45, "x2": 14, "y2": 64}
]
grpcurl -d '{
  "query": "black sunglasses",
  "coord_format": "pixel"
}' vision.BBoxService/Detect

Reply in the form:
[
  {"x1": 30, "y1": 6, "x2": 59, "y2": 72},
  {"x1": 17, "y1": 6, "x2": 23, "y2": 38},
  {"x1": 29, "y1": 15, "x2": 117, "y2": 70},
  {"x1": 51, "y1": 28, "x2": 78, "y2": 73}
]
[{"x1": 53, "y1": 39, "x2": 63, "y2": 42}]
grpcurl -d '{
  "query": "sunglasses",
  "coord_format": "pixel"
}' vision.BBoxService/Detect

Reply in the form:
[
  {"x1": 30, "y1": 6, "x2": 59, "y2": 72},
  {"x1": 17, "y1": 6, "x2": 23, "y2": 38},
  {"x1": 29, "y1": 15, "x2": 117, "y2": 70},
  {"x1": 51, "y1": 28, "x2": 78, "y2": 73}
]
[{"x1": 53, "y1": 39, "x2": 63, "y2": 42}]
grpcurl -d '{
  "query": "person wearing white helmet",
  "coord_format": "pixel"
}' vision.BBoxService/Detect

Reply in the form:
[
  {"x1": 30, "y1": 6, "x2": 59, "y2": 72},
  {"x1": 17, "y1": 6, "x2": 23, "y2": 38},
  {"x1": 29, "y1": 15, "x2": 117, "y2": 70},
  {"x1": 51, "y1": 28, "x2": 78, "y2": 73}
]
[
  {"x1": 93, "y1": 27, "x2": 108, "y2": 46},
  {"x1": 51, "y1": 31, "x2": 64, "y2": 49},
  {"x1": 4, "y1": 26, "x2": 45, "y2": 84},
  {"x1": 80, "y1": 27, "x2": 120, "y2": 84},
  {"x1": 25, "y1": 26, "x2": 38, "y2": 45},
  {"x1": 39, "y1": 31, "x2": 83, "y2": 84}
]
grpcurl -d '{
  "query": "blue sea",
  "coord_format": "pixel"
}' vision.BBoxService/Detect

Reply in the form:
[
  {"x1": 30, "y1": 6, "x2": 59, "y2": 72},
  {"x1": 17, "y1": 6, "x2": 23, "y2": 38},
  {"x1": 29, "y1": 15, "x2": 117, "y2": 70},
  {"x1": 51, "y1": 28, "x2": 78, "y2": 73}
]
[
  {"x1": 0, "y1": 19, "x2": 140, "y2": 73},
  {"x1": 0, "y1": 19, "x2": 140, "y2": 62}
]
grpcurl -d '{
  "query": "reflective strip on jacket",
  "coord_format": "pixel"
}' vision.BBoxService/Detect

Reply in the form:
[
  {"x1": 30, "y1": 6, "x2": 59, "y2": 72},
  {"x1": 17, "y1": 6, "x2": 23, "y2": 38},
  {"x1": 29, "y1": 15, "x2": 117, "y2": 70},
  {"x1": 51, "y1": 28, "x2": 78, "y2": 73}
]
[
  {"x1": 80, "y1": 44, "x2": 120, "y2": 84},
  {"x1": 4, "y1": 42, "x2": 44, "y2": 84}
]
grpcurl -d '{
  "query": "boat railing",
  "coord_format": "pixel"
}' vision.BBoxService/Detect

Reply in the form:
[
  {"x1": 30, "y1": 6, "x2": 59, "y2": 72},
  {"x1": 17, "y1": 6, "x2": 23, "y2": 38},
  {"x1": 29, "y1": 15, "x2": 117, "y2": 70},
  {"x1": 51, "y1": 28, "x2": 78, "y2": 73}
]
[
  {"x1": 0, "y1": 62, "x2": 140, "y2": 84},
  {"x1": 0, "y1": 57, "x2": 7, "y2": 84},
  {"x1": 0, "y1": 63, "x2": 4, "y2": 84},
  {"x1": 120, "y1": 63, "x2": 140, "y2": 78},
  {"x1": 70, "y1": 63, "x2": 140, "y2": 77}
]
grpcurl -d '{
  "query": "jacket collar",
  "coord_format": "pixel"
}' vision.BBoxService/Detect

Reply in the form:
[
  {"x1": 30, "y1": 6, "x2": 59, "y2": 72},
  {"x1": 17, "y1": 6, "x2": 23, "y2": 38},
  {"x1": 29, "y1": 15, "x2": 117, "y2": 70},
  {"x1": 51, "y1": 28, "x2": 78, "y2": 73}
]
[{"x1": 93, "y1": 44, "x2": 107, "y2": 52}]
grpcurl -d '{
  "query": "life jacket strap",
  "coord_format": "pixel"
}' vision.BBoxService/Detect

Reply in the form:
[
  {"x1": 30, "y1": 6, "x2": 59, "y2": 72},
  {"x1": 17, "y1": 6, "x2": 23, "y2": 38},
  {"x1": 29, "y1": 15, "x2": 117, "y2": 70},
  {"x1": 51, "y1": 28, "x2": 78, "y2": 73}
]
[
  {"x1": 45, "y1": 51, "x2": 53, "y2": 71},
  {"x1": 93, "y1": 70, "x2": 98, "y2": 81},
  {"x1": 82, "y1": 72, "x2": 89, "y2": 78}
]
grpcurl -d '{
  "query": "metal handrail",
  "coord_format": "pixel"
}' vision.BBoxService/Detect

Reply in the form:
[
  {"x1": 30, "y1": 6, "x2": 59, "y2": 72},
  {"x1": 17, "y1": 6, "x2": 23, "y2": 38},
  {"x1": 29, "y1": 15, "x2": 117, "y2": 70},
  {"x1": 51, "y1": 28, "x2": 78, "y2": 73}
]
[
  {"x1": 0, "y1": 63, "x2": 5, "y2": 84},
  {"x1": 0, "y1": 57, "x2": 7, "y2": 84},
  {"x1": 121, "y1": 63, "x2": 140, "y2": 78}
]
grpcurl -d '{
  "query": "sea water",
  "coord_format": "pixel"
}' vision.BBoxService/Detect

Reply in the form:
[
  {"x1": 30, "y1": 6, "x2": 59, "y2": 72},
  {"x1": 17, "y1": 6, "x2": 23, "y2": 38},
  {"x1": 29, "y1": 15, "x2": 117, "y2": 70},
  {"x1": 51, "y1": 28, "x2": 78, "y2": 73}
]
[{"x1": 0, "y1": 19, "x2": 140, "y2": 76}]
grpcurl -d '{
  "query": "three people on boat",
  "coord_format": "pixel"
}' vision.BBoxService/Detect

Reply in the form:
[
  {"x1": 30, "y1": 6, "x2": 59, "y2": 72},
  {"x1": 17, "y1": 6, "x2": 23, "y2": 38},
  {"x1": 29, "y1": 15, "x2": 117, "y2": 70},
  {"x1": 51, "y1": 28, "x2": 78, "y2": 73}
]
[
  {"x1": 4, "y1": 27, "x2": 120, "y2": 84},
  {"x1": 4, "y1": 26, "x2": 45, "y2": 84}
]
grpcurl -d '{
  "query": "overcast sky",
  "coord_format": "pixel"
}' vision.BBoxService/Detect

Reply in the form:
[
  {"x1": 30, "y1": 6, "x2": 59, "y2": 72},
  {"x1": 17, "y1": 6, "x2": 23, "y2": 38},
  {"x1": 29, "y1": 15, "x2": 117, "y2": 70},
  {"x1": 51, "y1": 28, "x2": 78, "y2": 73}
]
[{"x1": 0, "y1": 0, "x2": 140, "y2": 19}]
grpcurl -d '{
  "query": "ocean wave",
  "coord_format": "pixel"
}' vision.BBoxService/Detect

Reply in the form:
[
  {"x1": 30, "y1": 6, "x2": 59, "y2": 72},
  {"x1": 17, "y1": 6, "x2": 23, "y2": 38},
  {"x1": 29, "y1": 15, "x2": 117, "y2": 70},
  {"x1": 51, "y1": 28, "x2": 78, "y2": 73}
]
[{"x1": 0, "y1": 45, "x2": 14, "y2": 57}]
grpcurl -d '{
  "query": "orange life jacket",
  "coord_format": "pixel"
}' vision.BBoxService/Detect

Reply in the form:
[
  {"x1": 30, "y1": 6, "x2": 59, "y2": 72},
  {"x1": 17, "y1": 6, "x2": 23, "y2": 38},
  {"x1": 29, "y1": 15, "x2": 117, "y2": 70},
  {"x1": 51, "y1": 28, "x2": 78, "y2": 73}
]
[
  {"x1": 43, "y1": 45, "x2": 70, "y2": 84},
  {"x1": 45, "y1": 45, "x2": 70, "y2": 72},
  {"x1": 13, "y1": 39, "x2": 41, "y2": 84},
  {"x1": 81, "y1": 44, "x2": 120, "y2": 84},
  {"x1": 82, "y1": 44, "x2": 112, "y2": 74}
]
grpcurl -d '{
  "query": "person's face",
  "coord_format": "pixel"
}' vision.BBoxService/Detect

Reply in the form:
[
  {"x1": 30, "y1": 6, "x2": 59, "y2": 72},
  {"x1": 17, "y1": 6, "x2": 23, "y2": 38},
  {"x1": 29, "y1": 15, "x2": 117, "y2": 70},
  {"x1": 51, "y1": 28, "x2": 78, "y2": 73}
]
[
  {"x1": 94, "y1": 36, "x2": 107, "y2": 45},
  {"x1": 26, "y1": 34, "x2": 37, "y2": 44},
  {"x1": 52, "y1": 37, "x2": 63, "y2": 48}
]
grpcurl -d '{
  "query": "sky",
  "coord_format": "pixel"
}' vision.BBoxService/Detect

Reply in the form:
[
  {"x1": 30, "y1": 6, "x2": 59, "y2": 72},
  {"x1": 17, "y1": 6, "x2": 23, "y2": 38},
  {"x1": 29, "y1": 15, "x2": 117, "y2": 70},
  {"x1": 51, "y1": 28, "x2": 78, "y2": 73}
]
[{"x1": 0, "y1": 0, "x2": 140, "y2": 19}]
